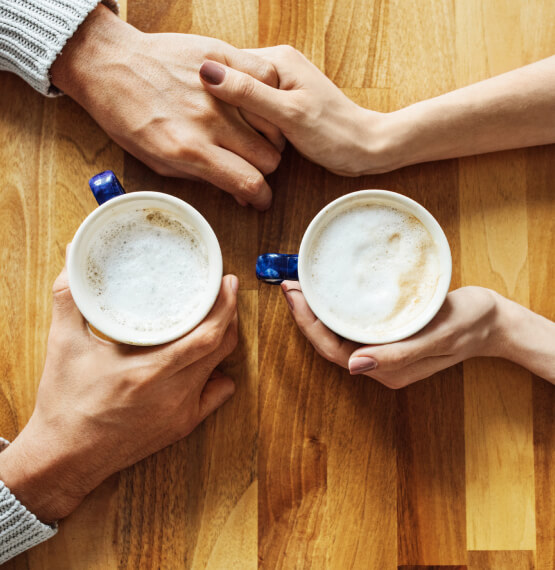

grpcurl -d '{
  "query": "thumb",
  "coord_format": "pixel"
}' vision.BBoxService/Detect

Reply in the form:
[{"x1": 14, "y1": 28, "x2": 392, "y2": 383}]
[
  {"x1": 198, "y1": 370, "x2": 236, "y2": 421},
  {"x1": 200, "y1": 60, "x2": 290, "y2": 127},
  {"x1": 348, "y1": 341, "x2": 423, "y2": 375},
  {"x1": 51, "y1": 246, "x2": 86, "y2": 328}
]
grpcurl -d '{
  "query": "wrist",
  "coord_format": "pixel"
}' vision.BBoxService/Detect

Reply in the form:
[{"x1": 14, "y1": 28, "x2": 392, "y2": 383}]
[
  {"x1": 486, "y1": 292, "x2": 555, "y2": 382},
  {"x1": 50, "y1": 3, "x2": 138, "y2": 101},
  {"x1": 357, "y1": 107, "x2": 418, "y2": 174},
  {"x1": 0, "y1": 419, "x2": 93, "y2": 523}
]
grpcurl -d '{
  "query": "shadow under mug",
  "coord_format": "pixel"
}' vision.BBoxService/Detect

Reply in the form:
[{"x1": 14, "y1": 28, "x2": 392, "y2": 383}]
[
  {"x1": 256, "y1": 190, "x2": 452, "y2": 345},
  {"x1": 67, "y1": 171, "x2": 223, "y2": 346}
]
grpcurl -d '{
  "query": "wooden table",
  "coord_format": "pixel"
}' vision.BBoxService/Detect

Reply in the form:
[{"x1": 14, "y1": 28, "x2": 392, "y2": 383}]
[{"x1": 1, "y1": 1, "x2": 554, "y2": 568}]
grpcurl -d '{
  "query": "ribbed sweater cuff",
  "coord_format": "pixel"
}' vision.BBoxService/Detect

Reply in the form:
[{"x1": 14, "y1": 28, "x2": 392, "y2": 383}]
[
  {"x1": 0, "y1": 438, "x2": 58, "y2": 563},
  {"x1": 0, "y1": 482, "x2": 58, "y2": 564},
  {"x1": 0, "y1": 0, "x2": 119, "y2": 96}
]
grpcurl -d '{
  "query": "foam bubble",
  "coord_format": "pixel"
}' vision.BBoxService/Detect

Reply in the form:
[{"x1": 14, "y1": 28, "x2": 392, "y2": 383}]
[
  {"x1": 85, "y1": 208, "x2": 209, "y2": 332},
  {"x1": 308, "y1": 204, "x2": 440, "y2": 336}
]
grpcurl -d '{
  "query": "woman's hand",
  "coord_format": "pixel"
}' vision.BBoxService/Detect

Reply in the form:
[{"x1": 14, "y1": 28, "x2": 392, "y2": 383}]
[
  {"x1": 51, "y1": 5, "x2": 285, "y2": 210},
  {"x1": 280, "y1": 282, "x2": 555, "y2": 388},
  {"x1": 0, "y1": 262, "x2": 239, "y2": 523},
  {"x1": 200, "y1": 47, "x2": 555, "y2": 175},
  {"x1": 199, "y1": 46, "x2": 394, "y2": 176}
]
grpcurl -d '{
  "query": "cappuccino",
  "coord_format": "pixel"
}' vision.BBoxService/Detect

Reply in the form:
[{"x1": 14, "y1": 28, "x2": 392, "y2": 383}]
[
  {"x1": 306, "y1": 203, "x2": 440, "y2": 340},
  {"x1": 85, "y1": 207, "x2": 209, "y2": 333}
]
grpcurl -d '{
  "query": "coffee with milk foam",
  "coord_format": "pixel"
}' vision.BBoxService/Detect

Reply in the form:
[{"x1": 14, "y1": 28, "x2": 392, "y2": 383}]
[
  {"x1": 86, "y1": 208, "x2": 209, "y2": 333},
  {"x1": 307, "y1": 203, "x2": 440, "y2": 338}
]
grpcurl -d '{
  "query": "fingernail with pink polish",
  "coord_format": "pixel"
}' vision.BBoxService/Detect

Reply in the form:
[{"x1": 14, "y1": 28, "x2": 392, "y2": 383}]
[
  {"x1": 349, "y1": 356, "x2": 378, "y2": 375},
  {"x1": 200, "y1": 61, "x2": 226, "y2": 85}
]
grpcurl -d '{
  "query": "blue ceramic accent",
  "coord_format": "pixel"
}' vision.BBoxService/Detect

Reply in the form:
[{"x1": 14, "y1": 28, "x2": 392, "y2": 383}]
[
  {"x1": 256, "y1": 253, "x2": 299, "y2": 284},
  {"x1": 89, "y1": 170, "x2": 126, "y2": 205}
]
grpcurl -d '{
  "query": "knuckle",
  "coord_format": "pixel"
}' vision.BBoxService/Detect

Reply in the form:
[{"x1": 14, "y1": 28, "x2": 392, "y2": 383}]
[
  {"x1": 258, "y1": 147, "x2": 282, "y2": 175},
  {"x1": 239, "y1": 173, "x2": 265, "y2": 198},
  {"x1": 387, "y1": 347, "x2": 414, "y2": 369},
  {"x1": 259, "y1": 62, "x2": 278, "y2": 87},
  {"x1": 277, "y1": 44, "x2": 301, "y2": 59},
  {"x1": 201, "y1": 324, "x2": 225, "y2": 352},
  {"x1": 282, "y1": 97, "x2": 304, "y2": 123},
  {"x1": 234, "y1": 75, "x2": 257, "y2": 100}
]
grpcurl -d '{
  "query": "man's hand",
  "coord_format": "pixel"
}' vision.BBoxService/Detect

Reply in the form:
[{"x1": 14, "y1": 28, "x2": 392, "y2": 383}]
[
  {"x1": 51, "y1": 5, "x2": 284, "y2": 210},
  {"x1": 280, "y1": 283, "x2": 555, "y2": 388},
  {"x1": 199, "y1": 45, "x2": 394, "y2": 176},
  {"x1": 0, "y1": 262, "x2": 239, "y2": 523}
]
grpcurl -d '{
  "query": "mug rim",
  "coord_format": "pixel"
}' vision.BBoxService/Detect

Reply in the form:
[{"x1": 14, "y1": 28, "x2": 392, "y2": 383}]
[
  {"x1": 67, "y1": 191, "x2": 223, "y2": 346},
  {"x1": 297, "y1": 189, "x2": 452, "y2": 345}
]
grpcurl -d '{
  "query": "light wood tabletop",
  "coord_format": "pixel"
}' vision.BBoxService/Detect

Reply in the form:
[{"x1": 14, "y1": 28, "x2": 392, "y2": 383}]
[{"x1": 1, "y1": 1, "x2": 554, "y2": 568}]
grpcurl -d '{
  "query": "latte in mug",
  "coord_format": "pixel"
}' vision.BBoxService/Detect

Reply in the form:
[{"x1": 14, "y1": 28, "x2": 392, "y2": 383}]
[
  {"x1": 85, "y1": 208, "x2": 210, "y2": 334},
  {"x1": 68, "y1": 191, "x2": 223, "y2": 346},
  {"x1": 294, "y1": 190, "x2": 452, "y2": 344},
  {"x1": 306, "y1": 203, "x2": 441, "y2": 341}
]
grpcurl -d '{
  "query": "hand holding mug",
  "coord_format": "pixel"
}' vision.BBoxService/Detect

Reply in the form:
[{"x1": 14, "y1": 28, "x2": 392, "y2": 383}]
[
  {"x1": 281, "y1": 284, "x2": 555, "y2": 387},
  {"x1": 0, "y1": 262, "x2": 238, "y2": 524},
  {"x1": 281, "y1": 284, "x2": 498, "y2": 388}
]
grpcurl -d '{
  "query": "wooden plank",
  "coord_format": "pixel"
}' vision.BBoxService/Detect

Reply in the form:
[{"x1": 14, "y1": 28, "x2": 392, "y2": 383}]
[
  {"x1": 521, "y1": 3, "x2": 555, "y2": 565},
  {"x1": 387, "y1": 2, "x2": 466, "y2": 565},
  {"x1": 259, "y1": 0, "x2": 326, "y2": 67},
  {"x1": 459, "y1": 153, "x2": 535, "y2": 551},
  {"x1": 324, "y1": 0, "x2": 389, "y2": 88},
  {"x1": 456, "y1": 0, "x2": 537, "y2": 552},
  {"x1": 396, "y1": 369, "x2": 466, "y2": 566},
  {"x1": 467, "y1": 550, "x2": 535, "y2": 570},
  {"x1": 460, "y1": 153, "x2": 535, "y2": 552},
  {"x1": 526, "y1": 144, "x2": 555, "y2": 570},
  {"x1": 398, "y1": 566, "x2": 466, "y2": 570}
]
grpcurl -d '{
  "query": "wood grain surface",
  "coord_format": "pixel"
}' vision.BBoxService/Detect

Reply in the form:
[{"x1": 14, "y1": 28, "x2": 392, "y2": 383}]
[{"x1": 1, "y1": 0, "x2": 554, "y2": 569}]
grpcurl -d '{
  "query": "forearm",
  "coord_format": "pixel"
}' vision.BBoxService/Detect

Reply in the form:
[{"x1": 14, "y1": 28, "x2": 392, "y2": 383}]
[
  {"x1": 379, "y1": 56, "x2": 555, "y2": 171},
  {"x1": 492, "y1": 293, "x2": 555, "y2": 383}
]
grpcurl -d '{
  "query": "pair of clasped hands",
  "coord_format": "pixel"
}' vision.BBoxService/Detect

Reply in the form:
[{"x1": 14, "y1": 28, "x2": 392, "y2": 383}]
[{"x1": 1, "y1": 4, "x2": 553, "y2": 525}]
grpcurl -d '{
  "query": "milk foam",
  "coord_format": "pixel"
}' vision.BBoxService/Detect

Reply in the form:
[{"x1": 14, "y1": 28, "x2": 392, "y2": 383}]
[
  {"x1": 86, "y1": 208, "x2": 209, "y2": 332},
  {"x1": 308, "y1": 204, "x2": 440, "y2": 336}
]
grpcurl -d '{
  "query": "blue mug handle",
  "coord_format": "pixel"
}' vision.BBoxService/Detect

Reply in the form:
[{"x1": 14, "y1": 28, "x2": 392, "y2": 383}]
[
  {"x1": 256, "y1": 253, "x2": 299, "y2": 284},
  {"x1": 89, "y1": 170, "x2": 126, "y2": 205}
]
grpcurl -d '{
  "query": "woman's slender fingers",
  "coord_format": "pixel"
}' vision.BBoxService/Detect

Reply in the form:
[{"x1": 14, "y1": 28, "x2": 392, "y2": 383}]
[
  {"x1": 367, "y1": 353, "x2": 462, "y2": 388},
  {"x1": 239, "y1": 109, "x2": 286, "y2": 152},
  {"x1": 281, "y1": 281, "x2": 358, "y2": 367},
  {"x1": 217, "y1": 107, "x2": 282, "y2": 175}
]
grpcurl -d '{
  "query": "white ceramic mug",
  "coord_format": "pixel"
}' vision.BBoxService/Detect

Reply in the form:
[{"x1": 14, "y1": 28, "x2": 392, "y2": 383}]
[
  {"x1": 257, "y1": 190, "x2": 452, "y2": 344},
  {"x1": 68, "y1": 171, "x2": 222, "y2": 346}
]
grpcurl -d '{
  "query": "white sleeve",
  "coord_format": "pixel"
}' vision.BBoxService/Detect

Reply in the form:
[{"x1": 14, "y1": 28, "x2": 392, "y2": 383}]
[
  {"x1": 0, "y1": 437, "x2": 58, "y2": 564},
  {"x1": 0, "y1": 0, "x2": 119, "y2": 96}
]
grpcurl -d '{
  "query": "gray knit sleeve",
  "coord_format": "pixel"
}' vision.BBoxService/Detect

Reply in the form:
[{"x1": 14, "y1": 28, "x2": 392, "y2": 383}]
[
  {"x1": 0, "y1": 438, "x2": 58, "y2": 564},
  {"x1": 0, "y1": 0, "x2": 119, "y2": 96}
]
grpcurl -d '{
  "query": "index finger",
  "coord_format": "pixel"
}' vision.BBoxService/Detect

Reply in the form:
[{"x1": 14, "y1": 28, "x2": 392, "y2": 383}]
[
  {"x1": 222, "y1": 46, "x2": 279, "y2": 87},
  {"x1": 281, "y1": 281, "x2": 358, "y2": 367}
]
